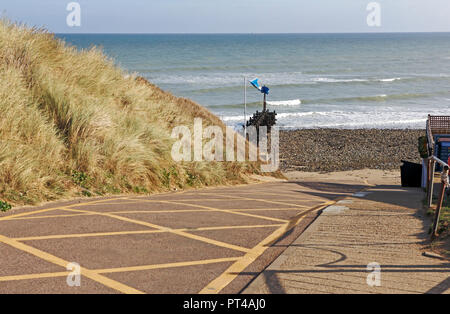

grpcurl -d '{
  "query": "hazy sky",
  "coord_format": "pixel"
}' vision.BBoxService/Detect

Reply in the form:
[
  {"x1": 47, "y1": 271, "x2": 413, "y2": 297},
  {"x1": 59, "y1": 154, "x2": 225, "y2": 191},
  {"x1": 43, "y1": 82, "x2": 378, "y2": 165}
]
[{"x1": 1, "y1": 0, "x2": 450, "y2": 33}]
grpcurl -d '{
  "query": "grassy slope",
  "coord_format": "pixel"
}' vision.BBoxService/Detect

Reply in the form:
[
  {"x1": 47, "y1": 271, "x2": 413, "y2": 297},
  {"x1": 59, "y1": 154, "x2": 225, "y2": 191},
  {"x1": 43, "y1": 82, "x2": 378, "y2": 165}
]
[{"x1": 0, "y1": 21, "x2": 264, "y2": 205}]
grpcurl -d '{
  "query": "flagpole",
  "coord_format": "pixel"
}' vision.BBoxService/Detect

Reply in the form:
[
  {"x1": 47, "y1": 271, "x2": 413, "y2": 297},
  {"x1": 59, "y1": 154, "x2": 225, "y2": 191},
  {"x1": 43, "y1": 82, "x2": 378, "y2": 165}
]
[{"x1": 244, "y1": 76, "x2": 247, "y2": 136}]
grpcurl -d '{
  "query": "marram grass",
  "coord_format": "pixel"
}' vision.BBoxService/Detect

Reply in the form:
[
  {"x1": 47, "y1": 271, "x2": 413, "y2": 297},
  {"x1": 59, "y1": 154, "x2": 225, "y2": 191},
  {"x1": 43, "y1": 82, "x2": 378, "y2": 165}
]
[{"x1": 0, "y1": 20, "x2": 266, "y2": 205}]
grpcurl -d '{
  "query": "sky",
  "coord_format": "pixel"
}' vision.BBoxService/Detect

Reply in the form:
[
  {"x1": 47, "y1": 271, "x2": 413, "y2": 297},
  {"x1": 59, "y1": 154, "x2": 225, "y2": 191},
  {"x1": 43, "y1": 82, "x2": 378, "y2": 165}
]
[{"x1": 1, "y1": 0, "x2": 450, "y2": 34}]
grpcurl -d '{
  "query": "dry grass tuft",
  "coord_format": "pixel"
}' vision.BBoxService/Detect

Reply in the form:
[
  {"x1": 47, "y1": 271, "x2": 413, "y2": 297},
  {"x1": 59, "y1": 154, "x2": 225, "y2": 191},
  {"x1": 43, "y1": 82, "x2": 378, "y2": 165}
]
[{"x1": 0, "y1": 20, "x2": 266, "y2": 205}]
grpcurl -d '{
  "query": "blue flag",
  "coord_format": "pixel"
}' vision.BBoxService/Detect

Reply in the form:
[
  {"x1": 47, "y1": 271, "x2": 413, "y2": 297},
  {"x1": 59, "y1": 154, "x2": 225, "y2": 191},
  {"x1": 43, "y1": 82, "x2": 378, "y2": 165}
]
[
  {"x1": 250, "y1": 78, "x2": 261, "y2": 91},
  {"x1": 250, "y1": 78, "x2": 269, "y2": 95}
]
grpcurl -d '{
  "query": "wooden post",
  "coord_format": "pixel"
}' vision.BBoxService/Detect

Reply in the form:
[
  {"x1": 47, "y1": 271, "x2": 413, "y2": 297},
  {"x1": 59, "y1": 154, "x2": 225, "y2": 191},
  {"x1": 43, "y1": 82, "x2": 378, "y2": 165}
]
[
  {"x1": 244, "y1": 77, "x2": 247, "y2": 136},
  {"x1": 431, "y1": 166, "x2": 448, "y2": 241},
  {"x1": 427, "y1": 160, "x2": 436, "y2": 208},
  {"x1": 263, "y1": 93, "x2": 267, "y2": 111},
  {"x1": 426, "y1": 159, "x2": 431, "y2": 202}
]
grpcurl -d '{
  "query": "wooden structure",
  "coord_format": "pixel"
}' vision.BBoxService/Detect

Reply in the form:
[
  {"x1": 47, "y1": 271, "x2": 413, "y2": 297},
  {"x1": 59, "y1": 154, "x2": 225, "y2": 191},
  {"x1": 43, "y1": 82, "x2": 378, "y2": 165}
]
[
  {"x1": 246, "y1": 84, "x2": 277, "y2": 136},
  {"x1": 426, "y1": 114, "x2": 450, "y2": 156},
  {"x1": 425, "y1": 114, "x2": 450, "y2": 240},
  {"x1": 246, "y1": 110, "x2": 277, "y2": 134}
]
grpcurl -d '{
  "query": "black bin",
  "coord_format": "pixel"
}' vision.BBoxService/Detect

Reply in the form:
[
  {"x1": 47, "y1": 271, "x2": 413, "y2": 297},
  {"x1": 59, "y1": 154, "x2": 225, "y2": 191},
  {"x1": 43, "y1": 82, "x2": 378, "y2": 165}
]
[{"x1": 400, "y1": 160, "x2": 422, "y2": 187}]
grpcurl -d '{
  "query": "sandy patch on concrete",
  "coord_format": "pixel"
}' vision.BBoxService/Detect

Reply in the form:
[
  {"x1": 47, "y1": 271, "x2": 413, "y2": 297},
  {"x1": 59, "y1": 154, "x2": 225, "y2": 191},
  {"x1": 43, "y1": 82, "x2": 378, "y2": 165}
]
[{"x1": 284, "y1": 169, "x2": 400, "y2": 186}]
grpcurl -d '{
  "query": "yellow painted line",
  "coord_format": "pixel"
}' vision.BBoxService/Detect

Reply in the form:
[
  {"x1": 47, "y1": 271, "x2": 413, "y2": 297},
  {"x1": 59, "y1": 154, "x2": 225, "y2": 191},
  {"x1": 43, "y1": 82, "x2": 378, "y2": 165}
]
[
  {"x1": 171, "y1": 231, "x2": 249, "y2": 253},
  {"x1": 112, "y1": 209, "x2": 211, "y2": 214},
  {"x1": 163, "y1": 201, "x2": 290, "y2": 223},
  {"x1": 149, "y1": 200, "x2": 290, "y2": 223},
  {"x1": 61, "y1": 207, "x2": 250, "y2": 253},
  {"x1": 79, "y1": 198, "x2": 248, "y2": 206},
  {"x1": 110, "y1": 198, "x2": 237, "y2": 202},
  {"x1": 0, "y1": 197, "x2": 126, "y2": 222},
  {"x1": 61, "y1": 208, "x2": 171, "y2": 231},
  {"x1": 199, "y1": 200, "x2": 336, "y2": 294},
  {"x1": 14, "y1": 229, "x2": 164, "y2": 241},
  {"x1": 230, "y1": 207, "x2": 309, "y2": 212},
  {"x1": 0, "y1": 272, "x2": 69, "y2": 282},
  {"x1": 8, "y1": 209, "x2": 208, "y2": 221},
  {"x1": 134, "y1": 194, "x2": 311, "y2": 208},
  {"x1": 128, "y1": 180, "x2": 277, "y2": 200},
  {"x1": 114, "y1": 206, "x2": 302, "y2": 215},
  {"x1": 196, "y1": 191, "x2": 313, "y2": 199},
  {"x1": 194, "y1": 224, "x2": 282, "y2": 232},
  {"x1": 112, "y1": 209, "x2": 293, "y2": 215},
  {"x1": 15, "y1": 224, "x2": 282, "y2": 242},
  {"x1": 0, "y1": 258, "x2": 241, "y2": 282},
  {"x1": 9, "y1": 212, "x2": 96, "y2": 220},
  {"x1": 96, "y1": 257, "x2": 240, "y2": 274},
  {"x1": 0, "y1": 208, "x2": 61, "y2": 222},
  {"x1": 0, "y1": 234, "x2": 144, "y2": 294},
  {"x1": 212, "y1": 193, "x2": 312, "y2": 209},
  {"x1": 76, "y1": 201, "x2": 154, "y2": 206},
  {"x1": 172, "y1": 198, "x2": 311, "y2": 206},
  {"x1": 8, "y1": 208, "x2": 307, "y2": 221},
  {"x1": 200, "y1": 190, "x2": 352, "y2": 200}
]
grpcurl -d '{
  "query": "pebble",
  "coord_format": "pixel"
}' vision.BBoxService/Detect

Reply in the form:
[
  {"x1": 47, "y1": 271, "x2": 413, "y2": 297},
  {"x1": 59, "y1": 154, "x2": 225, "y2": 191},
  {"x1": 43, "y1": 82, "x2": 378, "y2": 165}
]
[{"x1": 280, "y1": 129, "x2": 425, "y2": 172}]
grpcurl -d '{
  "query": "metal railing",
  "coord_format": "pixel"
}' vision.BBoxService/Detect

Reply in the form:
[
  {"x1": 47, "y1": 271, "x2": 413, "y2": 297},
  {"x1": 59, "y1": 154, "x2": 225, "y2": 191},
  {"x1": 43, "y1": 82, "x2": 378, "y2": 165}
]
[{"x1": 425, "y1": 156, "x2": 449, "y2": 240}]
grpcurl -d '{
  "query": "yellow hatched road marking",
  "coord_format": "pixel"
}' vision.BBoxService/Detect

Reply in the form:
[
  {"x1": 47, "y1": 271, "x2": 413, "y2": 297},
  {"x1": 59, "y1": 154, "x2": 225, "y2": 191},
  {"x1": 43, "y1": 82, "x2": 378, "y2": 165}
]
[
  {"x1": 78, "y1": 201, "x2": 157, "y2": 205},
  {"x1": 112, "y1": 198, "x2": 238, "y2": 202},
  {"x1": 196, "y1": 190, "x2": 352, "y2": 201},
  {"x1": 0, "y1": 183, "x2": 336, "y2": 293},
  {"x1": 8, "y1": 209, "x2": 210, "y2": 221},
  {"x1": 226, "y1": 208, "x2": 305, "y2": 212},
  {"x1": 96, "y1": 257, "x2": 240, "y2": 274},
  {"x1": 162, "y1": 197, "x2": 312, "y2": 205},
  {"x1": 15, "y1": 229, "x2": 164, "y2": 241},
  {"x1": 161, "y1": 200, "x2": 290, "y2": 223},
  {"x1": 0, "y1": 197, "x2": 127, "y2": 222},
  {"x1": 0, "y1": 272, "x2": 69, "y2": 282},
  {"x1": 9, "y1": 212, "x2": 98, "y2": 220},
  {"x1": 8, "y1": 207, "x2": 306, "y2": 221},
  {"x1": 212, "y1": 193, "x2": 312, "y2": 209},
  {"x1": 0, "y1": 234, "x2": 144, "y2": 294},
  {"x1": 194, "y1": 224, "x2": 282, "y2": 231},
  {"x1": 0, "y1": 208, "x2": 60, "y2": 221},
  {"x1": 131, "y1": 199, "x2": 290, "y2": 223},
  {"x1": 0, "y1": 257, "x2": 241, "y2": 283},
  {"x1": 195, "y1": 190, "x2": 315, "y2": 198},
  {"x1": 15, "y1": 224, "x2": 282, "y2": 241},
  {"x1": 148, "y1": 192, "x2": 313, "y2": 206},
  {"x1": 61, "y1": 207, "x2": 250, "y2": 253},
  {"x1": 199, "y1": 201, "x2": 335, "y2": 294}
]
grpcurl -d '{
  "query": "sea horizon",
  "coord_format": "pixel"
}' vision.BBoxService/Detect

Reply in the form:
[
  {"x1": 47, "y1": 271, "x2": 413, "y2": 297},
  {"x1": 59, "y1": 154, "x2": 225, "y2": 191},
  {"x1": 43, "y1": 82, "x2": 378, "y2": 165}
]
[
  {"x1": 56, "y1": 31, "x2": 450, "y2": 34},
  {"x1": 57, "y1": 32, "x2": 450, "y2": 130}
]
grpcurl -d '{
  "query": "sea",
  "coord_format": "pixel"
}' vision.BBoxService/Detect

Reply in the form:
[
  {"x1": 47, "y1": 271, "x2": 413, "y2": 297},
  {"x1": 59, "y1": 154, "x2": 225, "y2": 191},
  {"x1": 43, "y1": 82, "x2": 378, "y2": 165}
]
[{"x1": 57, "y1": 33, "x2": 450, "y2": 130}]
